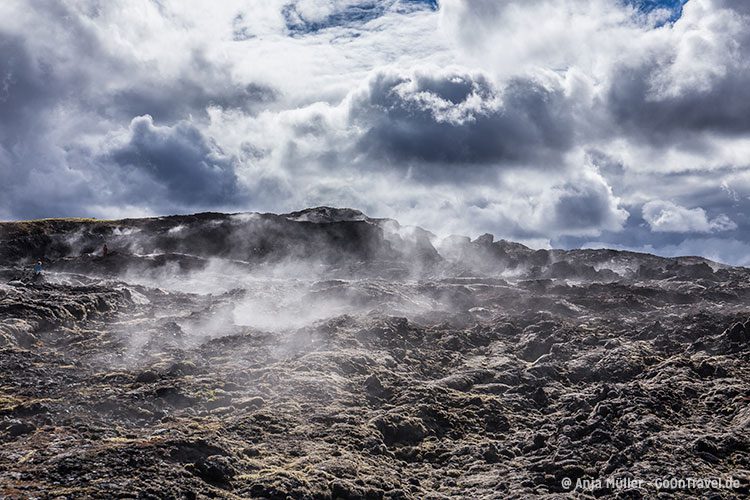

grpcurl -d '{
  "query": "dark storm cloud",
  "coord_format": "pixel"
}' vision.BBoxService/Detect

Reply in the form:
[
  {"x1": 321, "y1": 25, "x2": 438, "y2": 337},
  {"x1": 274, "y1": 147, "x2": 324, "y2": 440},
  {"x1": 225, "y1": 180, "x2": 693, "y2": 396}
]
[
  {"x1": 0, "y1": 34, "x2": 55, "y2": 141},
  {"x1": 108, "y1": 116, "x2": 243, "y2": 206},
  {"x1": 0, "y1": 0, "x2": 115, "y2": 127},
  {"x1": 608, "y1": 63, "x2": 750, "y2": 141},
  {"x1": 351, "y1": 69, "x2": 573, "y2": 170},
  {"x1": 0, "y1": 29, "x2": 95, "y2": 219},
  {"x1": 0, "y1": 23, "x2": 92, "y2": 143}
]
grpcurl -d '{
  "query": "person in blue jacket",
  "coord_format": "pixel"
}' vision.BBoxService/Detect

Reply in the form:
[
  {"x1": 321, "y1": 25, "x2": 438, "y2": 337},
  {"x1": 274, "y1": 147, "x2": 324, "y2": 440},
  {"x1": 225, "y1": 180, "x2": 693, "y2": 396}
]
[{"x1": 33, "y1": 261, "x2": 43, "y2": 275}]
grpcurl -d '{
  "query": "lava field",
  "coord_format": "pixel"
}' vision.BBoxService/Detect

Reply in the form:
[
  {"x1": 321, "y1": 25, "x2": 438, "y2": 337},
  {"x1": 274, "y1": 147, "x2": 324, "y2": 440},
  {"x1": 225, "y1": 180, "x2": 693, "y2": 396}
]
[{"x1": 0, "y1": 208, "x2": 748, "y2": 499}]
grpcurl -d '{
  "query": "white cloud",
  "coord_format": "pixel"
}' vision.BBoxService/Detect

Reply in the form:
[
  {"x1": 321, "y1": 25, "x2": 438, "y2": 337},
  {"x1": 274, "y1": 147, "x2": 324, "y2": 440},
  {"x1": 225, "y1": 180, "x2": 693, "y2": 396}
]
[{"x1": 642, "y1": 200, "x2": 737, "y2": 233}]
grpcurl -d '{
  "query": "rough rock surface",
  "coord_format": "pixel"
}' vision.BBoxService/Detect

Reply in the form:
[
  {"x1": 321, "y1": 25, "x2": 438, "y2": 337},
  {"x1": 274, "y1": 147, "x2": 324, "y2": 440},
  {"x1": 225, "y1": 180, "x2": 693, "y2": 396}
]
[{"x1": 0, "y1": 208, "x2": 748, "y2": 498}]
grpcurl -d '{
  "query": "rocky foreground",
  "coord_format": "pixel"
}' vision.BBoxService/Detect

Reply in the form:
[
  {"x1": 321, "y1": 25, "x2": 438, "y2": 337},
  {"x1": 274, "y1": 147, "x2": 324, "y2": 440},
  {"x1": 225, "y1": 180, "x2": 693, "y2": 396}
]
[{"x1": 0, "y1": 208, "x2": 749, "y2": 499}]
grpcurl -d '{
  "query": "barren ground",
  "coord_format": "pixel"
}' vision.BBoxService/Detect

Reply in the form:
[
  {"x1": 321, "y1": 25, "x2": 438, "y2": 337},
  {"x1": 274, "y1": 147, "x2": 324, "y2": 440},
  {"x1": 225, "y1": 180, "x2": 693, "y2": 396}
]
[{"x1": 1, "y1": 209, "x2": 748, "y2": 499}]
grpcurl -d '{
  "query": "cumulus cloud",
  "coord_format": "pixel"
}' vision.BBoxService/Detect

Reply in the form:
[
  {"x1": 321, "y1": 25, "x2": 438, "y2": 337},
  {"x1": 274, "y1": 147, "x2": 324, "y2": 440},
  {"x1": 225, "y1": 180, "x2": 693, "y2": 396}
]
[
  {"x1": 642, "y1": 200, "x2": 737, "y2": 233},
  {"x1": 349, "y1": 68, "x2": 573, "y2": 170},
  {"x1": 106, "y1": 116, "x2": 243, "y2": 206},
  {"x1": 544, "y1": 175, "x2": 629, "y2": 234}
]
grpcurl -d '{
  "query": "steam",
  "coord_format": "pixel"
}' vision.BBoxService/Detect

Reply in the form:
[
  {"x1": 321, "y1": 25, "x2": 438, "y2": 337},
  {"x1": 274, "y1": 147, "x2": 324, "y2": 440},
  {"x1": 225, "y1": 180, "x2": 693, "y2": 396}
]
[{"x1": 12, "y1": 209, "x2": 653, "y2": 368}]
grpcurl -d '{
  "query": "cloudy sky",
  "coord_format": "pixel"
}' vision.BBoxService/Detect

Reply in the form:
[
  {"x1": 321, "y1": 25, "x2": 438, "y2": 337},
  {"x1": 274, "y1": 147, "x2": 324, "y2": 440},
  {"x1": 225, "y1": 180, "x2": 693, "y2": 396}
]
[{"x1": 2, "y1": 0, "x2": 750, "y2": 264}]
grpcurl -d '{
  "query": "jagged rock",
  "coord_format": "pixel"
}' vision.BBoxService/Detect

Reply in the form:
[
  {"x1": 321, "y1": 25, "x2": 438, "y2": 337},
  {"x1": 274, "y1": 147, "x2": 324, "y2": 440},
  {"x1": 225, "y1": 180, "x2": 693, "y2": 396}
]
[
  {"x1": 135, "y1": 370, "x2": 159, "y2": 383},
  {"x1": 190, "y1": 455, "x2": 236, "y2": 485},
  {"x1": 473, "y1": 233, "x2": 495, "y2": 246},
  {"x1": 725, "y1": 321, "x2": 750, "y2": 344},
  {"x1": 5, "y1": 420, "x2": 36, "y2": 437},
  {"x1": 371, "y1": 413, "x2": 429, "y2": 445},
  {"x1": 363, "y1": 374, "x2": 388, "y2": 399}
]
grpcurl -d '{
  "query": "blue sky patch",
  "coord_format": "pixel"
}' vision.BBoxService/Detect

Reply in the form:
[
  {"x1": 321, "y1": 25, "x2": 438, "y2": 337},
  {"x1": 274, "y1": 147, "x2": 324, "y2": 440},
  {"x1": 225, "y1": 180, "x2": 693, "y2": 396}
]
[
  {"x1": 284, "y1": 0, "x2": 438, "y2": 36},
  {"x1": 625, "y1": 0, "x2": 689, "y2": 24}
]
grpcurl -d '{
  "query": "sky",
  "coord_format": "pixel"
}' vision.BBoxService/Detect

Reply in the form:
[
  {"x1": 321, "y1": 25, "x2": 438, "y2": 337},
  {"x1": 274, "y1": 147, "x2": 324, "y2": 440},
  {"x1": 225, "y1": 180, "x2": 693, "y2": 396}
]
[{"x1": 1, "y1": 0, "x2": 750, "y2": 265}]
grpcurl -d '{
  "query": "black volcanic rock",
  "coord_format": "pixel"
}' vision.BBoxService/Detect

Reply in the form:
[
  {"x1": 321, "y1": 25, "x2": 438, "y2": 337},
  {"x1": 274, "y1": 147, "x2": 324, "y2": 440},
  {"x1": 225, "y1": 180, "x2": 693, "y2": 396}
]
[
  {"x1": 473, "y1": 233, "x2": 495, "y2": 246},
  {"x1": 0, "y1": 208, "x2": 749, "y2": 498},
  {"x1": 283, "y1": 206, "x2": 370, "y2": 223},
  {"x1": 0, "y1": 209, "x2": 446, "y2": 278}
]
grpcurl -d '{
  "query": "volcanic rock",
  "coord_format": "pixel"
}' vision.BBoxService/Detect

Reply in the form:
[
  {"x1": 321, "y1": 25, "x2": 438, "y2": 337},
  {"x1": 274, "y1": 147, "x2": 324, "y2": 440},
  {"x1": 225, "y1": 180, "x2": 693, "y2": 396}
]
[{"x1": 0, "y1": 208, "x2": 748, "y2": 498}]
